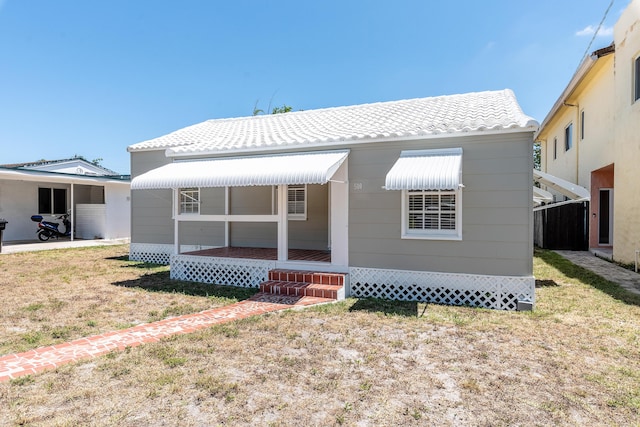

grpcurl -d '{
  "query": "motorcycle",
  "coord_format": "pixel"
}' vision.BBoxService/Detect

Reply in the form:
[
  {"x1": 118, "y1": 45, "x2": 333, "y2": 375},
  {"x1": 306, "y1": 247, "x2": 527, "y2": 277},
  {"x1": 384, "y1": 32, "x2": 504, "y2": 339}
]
[{"x1": 30, "y1": 213, "x2": 72, "y2": 241}]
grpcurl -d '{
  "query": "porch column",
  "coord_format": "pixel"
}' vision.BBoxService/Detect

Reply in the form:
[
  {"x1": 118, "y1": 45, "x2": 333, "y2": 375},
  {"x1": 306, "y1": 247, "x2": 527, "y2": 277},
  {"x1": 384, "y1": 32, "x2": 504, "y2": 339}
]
[
  {"x1": 330, "y1": 160, "x2": 349, "y2": 267},
  {"x1": 277, "y1": 184, "x2": 288, "y2": 261},
  {"x1": 173, "y1": 189, "x2": 179, "y2": 255},
  {"x1": 224, "y1": 186, "x2": 230, "y2": 247}
]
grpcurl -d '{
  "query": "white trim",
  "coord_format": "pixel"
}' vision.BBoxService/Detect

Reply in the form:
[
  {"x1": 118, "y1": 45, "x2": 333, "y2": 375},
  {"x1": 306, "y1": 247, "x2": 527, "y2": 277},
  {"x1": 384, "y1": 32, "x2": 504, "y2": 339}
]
[
  {"x1": 349, "y1": 266, "x2": 535, "y2": 311},
  {"x1": 533, "y1": 169, "x2": 590, "y2": 200},
  {"x1": 533, "y1": 198, "x2": 588, "y2": 212},
  {"x1": 384, "y1": 147, "x2": 462, "y2": 191},
  {"x1": 131, "y1": 150, "x2": 349, "y2": 190},
  {"x1": 277, "y1": 184, "x2": 288, "y2": 261},
  {"x1": 176, "y1": 214, "x2": 278, "y2": 222},
  {"x1": 287, "y1": 184, "x2": 307, "y2": 220},
  {"x1": 330, "y1": 160, "x2": 349, "y2": 267},
  {"x1": 401, "y1": 189, "x2": 462, "y2": 240}
]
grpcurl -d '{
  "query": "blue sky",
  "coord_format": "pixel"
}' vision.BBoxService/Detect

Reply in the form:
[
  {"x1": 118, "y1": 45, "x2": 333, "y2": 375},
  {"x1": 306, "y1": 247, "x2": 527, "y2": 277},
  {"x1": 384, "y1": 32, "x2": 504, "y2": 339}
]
[{"x1": 0, "y1": 0, "x2": 623, "y2": 174}]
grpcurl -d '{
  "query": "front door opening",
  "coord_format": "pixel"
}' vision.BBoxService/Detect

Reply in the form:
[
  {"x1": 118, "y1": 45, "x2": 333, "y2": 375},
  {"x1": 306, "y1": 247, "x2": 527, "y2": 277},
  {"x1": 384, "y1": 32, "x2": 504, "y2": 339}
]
[{"x1": 598, "y1": 189, "x2": 613, "y2": 245}]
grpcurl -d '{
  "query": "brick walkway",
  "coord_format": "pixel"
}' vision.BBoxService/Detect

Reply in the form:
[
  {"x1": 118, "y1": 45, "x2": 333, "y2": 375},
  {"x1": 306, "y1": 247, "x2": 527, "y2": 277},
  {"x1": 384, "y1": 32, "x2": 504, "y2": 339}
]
[
  {"x1": 555, "y1": 250, "x2": 640, "y2": 296},
  {"x1": 0, "y1": 293, "x2": 332, "y2": 383}
]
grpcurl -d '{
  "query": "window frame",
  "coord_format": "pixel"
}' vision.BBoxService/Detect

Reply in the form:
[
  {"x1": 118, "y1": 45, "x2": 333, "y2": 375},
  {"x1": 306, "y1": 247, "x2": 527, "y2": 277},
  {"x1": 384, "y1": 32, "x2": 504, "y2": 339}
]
[
  {"x1": 401, "y1": 189, "x2": 462, "y2": 240},
  {"x1": 580, "y1": 110, "x2": 585, "y2": 140},
  {"x1": 553, "y1": 137, "x2": 558, "y2": 160},
  {"x1": 38, "y1": 187, "x2": 67, "y2": 215},
  {"x1": 287, "y1": 184, "x2": 307, "y2": 220},
  {"x1": 564, "y1": 123, "x2": 573, "y2": 151},
  {"x1": 635, "y1": 55, "x2": 640, "y2": 103},
  {"x1": 178, "y1": 188, "x2": 200, "y2": 215}
]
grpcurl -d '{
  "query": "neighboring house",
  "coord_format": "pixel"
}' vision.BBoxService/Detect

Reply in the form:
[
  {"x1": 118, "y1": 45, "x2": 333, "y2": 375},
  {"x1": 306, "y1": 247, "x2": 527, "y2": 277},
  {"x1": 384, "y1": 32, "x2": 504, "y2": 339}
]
[
  {"x1": 0, "y1": 157, "x2": 131, "y2": 241},
  {"x1": 128, "y1": 89, "x2": 538, "y2": 310},
  {"x1": 535, "y1": 0, "x2": 640, "y2": 264}
]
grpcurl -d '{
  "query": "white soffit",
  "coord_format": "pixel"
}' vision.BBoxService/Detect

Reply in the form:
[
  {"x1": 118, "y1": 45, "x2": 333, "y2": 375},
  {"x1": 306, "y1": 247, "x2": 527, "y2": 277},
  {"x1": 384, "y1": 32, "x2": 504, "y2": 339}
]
[
  {"x1": 533, "y1": 169, "x2": 590, "y2": 201},
  {"x1": 131, "y1": 150, "x2": 349, "y2": 190},
  {"x1": 385, "y1": 147, "x2": 462, "y2": 191}
]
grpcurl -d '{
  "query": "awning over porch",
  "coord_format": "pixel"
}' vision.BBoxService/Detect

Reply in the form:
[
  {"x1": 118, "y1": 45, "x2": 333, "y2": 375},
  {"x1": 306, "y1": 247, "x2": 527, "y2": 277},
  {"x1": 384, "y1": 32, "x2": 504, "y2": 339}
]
[
  {"x1": 131, "y1": 150, "x2": 349, "y2": 190},
  {"x1": 384, "y1": 147, "x2": 462, "y2": 190}
]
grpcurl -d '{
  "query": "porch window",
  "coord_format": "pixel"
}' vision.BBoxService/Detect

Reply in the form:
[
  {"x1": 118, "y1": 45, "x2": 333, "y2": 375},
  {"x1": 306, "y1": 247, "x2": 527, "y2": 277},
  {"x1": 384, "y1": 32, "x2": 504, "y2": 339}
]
[
  {"x1": 287, "y1": 184, "x2": 306, "y2": 220},
  {"x1": 38, "y1": 188, "x2": 67, "y2": 215},
  {"x1": 403, "y1": 189, "x2": 460, "y2": 239},
  {"x1": 179, "y1": 188, "x2": 199, "y2": 214}
]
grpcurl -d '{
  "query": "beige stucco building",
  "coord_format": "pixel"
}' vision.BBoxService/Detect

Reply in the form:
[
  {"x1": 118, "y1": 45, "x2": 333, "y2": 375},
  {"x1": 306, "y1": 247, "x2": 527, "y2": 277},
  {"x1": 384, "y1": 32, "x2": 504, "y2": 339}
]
[{"x1": 535, "y1": 0, "x2": 640, "y2": 264}]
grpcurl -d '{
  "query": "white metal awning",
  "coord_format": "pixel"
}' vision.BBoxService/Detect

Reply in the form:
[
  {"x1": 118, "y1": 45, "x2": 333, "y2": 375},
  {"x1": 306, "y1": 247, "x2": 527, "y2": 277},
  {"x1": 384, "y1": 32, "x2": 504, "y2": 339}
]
[
  {"x1": 131, "y1": 150, "x2": 349, "y2": 190},
  {"x1": 384, "y1": 147, "x2": 462, "y2": 191},
  {"x1": 533, "y1": 169, "x2": 590, "y2": 201}
]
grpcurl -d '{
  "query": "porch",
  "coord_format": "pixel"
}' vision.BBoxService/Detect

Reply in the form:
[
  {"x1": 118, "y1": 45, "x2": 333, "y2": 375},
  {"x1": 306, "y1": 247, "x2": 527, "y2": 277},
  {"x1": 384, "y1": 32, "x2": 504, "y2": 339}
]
[{"x1": 183, "y1": 246, "x2": 331, "y2": 263}]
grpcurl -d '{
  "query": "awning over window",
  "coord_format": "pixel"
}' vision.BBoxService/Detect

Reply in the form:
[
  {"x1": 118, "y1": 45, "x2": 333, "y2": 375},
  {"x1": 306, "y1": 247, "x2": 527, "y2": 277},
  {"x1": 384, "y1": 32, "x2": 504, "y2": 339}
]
[
  {"x1": 131, "y1": 150, "x2": 349, "y2": 190},
  {"x1": 384, "y1": 148, "x2": 462, "y2": 191}
]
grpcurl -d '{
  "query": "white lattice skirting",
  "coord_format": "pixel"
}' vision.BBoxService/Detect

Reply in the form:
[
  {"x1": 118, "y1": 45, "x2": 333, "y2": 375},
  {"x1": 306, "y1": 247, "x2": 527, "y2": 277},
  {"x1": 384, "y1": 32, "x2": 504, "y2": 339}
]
[
  {"x1": 349, "y1": 267, "x2": 535, "y2": 310},
  {"x1": 129, "y1": 243, "x2": 174, "y2": 265},
  {"x1": 170, "y1": 255, "x2": 275, "y2": 288}
]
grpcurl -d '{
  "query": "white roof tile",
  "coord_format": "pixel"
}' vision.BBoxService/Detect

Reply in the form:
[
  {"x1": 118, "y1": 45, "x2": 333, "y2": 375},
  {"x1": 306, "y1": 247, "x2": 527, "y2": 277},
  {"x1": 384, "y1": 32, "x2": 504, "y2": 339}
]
[{"x1": 128, "y1": 89, "x2": 537, "y2": 155}]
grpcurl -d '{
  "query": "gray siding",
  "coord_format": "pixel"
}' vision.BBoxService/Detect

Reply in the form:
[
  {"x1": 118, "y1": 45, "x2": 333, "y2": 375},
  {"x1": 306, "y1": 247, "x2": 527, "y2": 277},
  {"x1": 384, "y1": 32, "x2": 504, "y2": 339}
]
[
  {"x1": 130, "y1": 151, "x2": 175, "y2": 244},
  {"x1": 348, "y1": 132, "x2": 534, "y2": 277},
  {"x1": 180, "y1": 221, "x2": 226, "y2": 247},
  {"x1": 131, "y1": 131, "x2": 534, "y2": 278},
  {"x1": 289, "y1": 184, "x2": 329, "y2": 250}
]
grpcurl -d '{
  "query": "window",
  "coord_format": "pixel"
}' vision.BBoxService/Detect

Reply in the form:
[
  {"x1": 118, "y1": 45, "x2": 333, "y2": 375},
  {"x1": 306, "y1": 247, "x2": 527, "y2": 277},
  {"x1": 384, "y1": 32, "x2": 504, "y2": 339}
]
[
  {"x1": 553, "y1": 138, "x2": 557, "y2": 160},
  {"x1": 287, "y1": 184, "x2": 306, "y2": 219},
  {"x1": 403, "y1": 190, "x2": 460, "y2": 239},
  {"x1": 179, "y1": 188, "x2": 199, "y2": 214},
  {"x1": 580, "y1": 110, "x2": 585, "y2": 140},
  {"x1": 38, "y1": 188, "x2": 66, "y2": 215},
  {"x1": 635, "y1": 56, "x2": 640, "y2": 102},
  {"x1": 565, "y1": 123, "x2": 573, "y2": 151}
]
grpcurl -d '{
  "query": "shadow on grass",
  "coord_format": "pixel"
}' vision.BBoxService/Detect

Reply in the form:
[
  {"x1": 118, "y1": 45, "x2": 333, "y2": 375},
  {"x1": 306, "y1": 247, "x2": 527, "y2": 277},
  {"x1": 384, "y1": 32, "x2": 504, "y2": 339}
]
[
  {"x1": 535, "y1": 279, "x2": 559, "y2": 288},
  {"x1": 112, "y1": 270, "x2": 258, "y2": 300},
  {"x1": 349, "y1": 297, "x2": 419, "y2": 317},
  {"x1": 106, "y1": 255, "x2": 130, "y2": 262},
  {"x1": 536, "y1": 249, "x2": 640, "y2": 306}
]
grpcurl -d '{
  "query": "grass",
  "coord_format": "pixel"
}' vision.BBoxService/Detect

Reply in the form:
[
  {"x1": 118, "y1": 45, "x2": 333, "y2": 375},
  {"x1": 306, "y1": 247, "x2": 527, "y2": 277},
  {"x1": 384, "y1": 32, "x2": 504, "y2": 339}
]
[{"x1": 0, "y1": 245, "x2": 639, "y2": 425}]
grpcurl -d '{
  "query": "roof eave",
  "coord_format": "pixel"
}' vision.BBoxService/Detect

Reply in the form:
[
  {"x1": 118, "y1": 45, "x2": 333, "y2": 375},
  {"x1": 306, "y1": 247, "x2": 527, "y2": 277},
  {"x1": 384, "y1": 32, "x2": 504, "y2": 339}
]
[
  {"x1": 535, "y1": 44, "x2": 614, "y2": 141},
  {"x1": 165, "y1": 125, "x2": 539, "y2": 159}
]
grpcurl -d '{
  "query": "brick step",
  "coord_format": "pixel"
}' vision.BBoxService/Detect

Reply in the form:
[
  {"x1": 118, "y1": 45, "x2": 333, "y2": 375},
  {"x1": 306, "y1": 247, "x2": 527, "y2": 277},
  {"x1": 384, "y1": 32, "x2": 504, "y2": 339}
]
[
  {"x1": 268, "y1": 269, "x2": 346, "y2": 286},
  {"x1": 260, "y1": 280, "x2": 343, "y2": 300}
]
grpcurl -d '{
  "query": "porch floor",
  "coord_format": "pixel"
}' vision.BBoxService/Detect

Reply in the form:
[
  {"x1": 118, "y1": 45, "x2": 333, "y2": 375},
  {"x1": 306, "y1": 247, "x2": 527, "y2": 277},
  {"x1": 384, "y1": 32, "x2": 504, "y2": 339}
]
[{"x1": 182, "y1": 246, "x2": 331, "y2": 263}]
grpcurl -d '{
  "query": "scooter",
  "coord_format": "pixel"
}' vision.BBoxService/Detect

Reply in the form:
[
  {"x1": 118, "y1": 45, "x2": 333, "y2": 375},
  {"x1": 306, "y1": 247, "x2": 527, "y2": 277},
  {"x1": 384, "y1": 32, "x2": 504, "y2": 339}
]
[{"x1": 30, "y1": 213, "x2": 72, "y2": 241}]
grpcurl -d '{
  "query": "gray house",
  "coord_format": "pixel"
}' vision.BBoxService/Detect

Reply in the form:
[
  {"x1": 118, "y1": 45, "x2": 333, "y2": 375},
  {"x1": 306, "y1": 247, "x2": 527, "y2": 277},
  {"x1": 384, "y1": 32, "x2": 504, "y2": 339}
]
[{"x1": 128, "y1": 89, "x2": 538, "y2": 310}]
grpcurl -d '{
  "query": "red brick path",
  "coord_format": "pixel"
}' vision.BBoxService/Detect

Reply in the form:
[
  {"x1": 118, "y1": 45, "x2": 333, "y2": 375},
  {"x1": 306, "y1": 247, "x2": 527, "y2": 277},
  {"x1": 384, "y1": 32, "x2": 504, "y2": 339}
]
[{"x1": 0, "y1": 293, "x2": 332, "y2": 383}]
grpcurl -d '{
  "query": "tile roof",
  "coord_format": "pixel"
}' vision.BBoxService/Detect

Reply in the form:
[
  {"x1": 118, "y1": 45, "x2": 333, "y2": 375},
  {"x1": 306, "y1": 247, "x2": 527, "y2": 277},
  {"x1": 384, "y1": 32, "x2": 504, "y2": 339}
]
[{"x1": 128, "y1": 89, "x2": 537, "y2": 155}]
